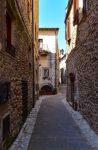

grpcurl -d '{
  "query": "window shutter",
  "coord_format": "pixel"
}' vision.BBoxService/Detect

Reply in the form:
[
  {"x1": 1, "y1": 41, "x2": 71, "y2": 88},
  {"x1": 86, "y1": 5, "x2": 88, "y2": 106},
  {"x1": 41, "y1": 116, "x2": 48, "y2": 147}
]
[
  {"x1": 66, "y1": 18, "x2": 71, "y2": 41},
  {"x1": 6, "y1": 13, "x2": 11, "y2": 43},
  {"x1": 73, "y1": 0, "x2": 76, "y2": 18},
  {"x1": 73, "y1": 0, "x2": 79, "y2": 25}
]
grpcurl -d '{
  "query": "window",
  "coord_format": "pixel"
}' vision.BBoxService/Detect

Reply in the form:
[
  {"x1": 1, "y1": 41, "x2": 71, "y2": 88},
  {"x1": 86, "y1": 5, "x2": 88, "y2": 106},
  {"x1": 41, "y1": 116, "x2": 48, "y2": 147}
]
[
  {"x1": 0, "y1": 81, "x2": 11, "y2": 104},
  {"x1": 6, "y1": 11, "x2": 16, "y2": 57},
  {"x1": 83, "y1": 0, "x2": 88, "y2": 16},
  {"x1": 73, "y1": 0, "x2": 79, "y2": 25},
  {"x1": 66, "y1": 18, "x2": 71, "y2": 43},
  {"x1": 2, "y1": 114, "x2": 10, "y2": 141},
  {"x1": 38, "y1": 39, "x2": 43, "y2": 50},
  {"x1": 43, "y1": 68, "x2": 49, "y2": 78},
  {"x1": 6, "y1": 12, "x2": 11, "y2": 43}
]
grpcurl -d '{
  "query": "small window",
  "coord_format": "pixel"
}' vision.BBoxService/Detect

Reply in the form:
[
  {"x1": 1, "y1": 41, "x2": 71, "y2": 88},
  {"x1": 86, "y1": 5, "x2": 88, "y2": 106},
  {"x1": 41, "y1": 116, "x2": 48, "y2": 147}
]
[
  {"x1": 0, "y1": 81, "x2": 11, "y2": 104},
  {"x1": 43, "y1": 68, "x2": 49, "y2": 78},
  {"x1": 39, "y1": 39, "x2": 43, "y2": 50},
  {"x1": 6, "y1": 12, "x2": 12, "y2": 43},
  {"x1": 2, "y1": 114, "x2": 10, "y2": 141},
  {"x1": 38, "y1": 39, "x2": 43, "y2": 45},
  {"x1": 6, "y1": 11, "x2": 16, "y2": 57},
  {"x1": 83, "y1": 0, "x2": 88, "y2": 16},
  {"x1": 38, "y1": 39, "x2": 43, "y2": 43}
]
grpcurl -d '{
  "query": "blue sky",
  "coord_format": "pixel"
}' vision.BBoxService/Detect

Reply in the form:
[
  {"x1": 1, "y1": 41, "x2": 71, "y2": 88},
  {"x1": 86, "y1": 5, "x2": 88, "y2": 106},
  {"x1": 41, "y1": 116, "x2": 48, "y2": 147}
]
[{"x1": 39, "y1": 0, "x2": 68, "y2": 51}]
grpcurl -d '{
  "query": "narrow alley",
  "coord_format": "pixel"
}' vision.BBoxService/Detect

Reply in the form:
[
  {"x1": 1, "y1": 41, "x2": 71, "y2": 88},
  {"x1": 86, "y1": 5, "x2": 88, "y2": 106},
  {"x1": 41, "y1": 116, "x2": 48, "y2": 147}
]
[
  {"x1": 27, "y1": 85, "x2": 93, "y2": 150},
  {"x1": 1, "y1": 1, "x2": 98, "y2": 150}
]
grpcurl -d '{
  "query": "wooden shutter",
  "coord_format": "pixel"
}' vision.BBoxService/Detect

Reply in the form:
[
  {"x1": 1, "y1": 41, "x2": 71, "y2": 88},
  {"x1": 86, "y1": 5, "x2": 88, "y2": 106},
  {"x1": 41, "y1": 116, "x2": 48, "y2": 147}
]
[
  {"x1": 66, "y1": 18, "x2": 71, "y2": 41},
  {"x1": 73, "y1": 0, "x2": 76, "y2": 17},
  {"x1": 73, "y1": 0, "x2": 79, "y2": 25},
  {"x1": 6, "y1": 13, "x2": 11, "y2": 43}
]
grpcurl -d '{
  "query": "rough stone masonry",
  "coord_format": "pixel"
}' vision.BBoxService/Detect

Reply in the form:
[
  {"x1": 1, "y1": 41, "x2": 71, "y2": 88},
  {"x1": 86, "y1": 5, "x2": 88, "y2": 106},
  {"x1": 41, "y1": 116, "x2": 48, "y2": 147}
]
[
  {"x1": 0, "y1": 0, "x2": 35, "y2": 149},
  {"x1": 66, "y1": 0, "x2": 98, "y2": 134}
]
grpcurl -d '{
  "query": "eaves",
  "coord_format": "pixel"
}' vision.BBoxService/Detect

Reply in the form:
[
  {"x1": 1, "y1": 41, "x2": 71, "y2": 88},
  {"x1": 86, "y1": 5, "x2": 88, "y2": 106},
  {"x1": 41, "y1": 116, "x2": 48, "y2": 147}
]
[{"x1": 64, "y1": 0, "x2": 73, "y2": 24}]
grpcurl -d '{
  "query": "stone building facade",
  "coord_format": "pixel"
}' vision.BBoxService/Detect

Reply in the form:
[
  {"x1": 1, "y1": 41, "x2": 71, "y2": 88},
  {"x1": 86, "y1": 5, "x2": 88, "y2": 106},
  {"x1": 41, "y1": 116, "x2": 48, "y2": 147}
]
[
  {"x1": 32, "y1": 0, "x2": 39, "y2": 102},
  {"x1": 65, "y1": 0, "x2": 98, "y2": 134},
  {"x1": 39, "y1": 28, "x2": 59, "y2": 95},
  {"x1": 0, "y1": 0, "x2": 38, "y2": 149},
  {"x1": 59, "y1": 52, "x2": 66, "y2": 84}
]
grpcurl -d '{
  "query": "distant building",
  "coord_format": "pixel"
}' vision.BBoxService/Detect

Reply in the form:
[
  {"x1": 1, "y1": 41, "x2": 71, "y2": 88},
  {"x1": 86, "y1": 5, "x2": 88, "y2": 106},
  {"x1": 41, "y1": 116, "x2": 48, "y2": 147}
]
[
  {"x1": 0, "y1": 0, "x2": 39, "y2": 149},
  {"x1": 39, "y1": 28, "x2": 59, "y2": 95},
  {"x1": 65, "y1": 0, "x2": 98, "y2": 134},
  {"x1": 59, "y1": 52, "x2": 66, "y2": 84}
]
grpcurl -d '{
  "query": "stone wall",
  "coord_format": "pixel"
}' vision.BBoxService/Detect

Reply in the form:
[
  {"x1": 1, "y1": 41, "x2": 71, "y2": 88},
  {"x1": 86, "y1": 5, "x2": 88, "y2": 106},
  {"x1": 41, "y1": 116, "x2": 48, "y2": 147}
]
[
  {"x1": 33, "y1": 0, "x2": 39, "y2": 101},
  {"x1": 66, "y1": 0, "x2": 98, "y2": 134},
  {"x1": 0, "y1": 0, "x2": 34, "y2": 149}
]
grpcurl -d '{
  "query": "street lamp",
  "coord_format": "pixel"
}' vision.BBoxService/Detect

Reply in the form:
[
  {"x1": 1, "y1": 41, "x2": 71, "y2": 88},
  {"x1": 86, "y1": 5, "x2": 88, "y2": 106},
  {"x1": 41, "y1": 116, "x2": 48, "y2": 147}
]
[{"x1": 60, "y1": 49, "x2": 64, "y2": 55}]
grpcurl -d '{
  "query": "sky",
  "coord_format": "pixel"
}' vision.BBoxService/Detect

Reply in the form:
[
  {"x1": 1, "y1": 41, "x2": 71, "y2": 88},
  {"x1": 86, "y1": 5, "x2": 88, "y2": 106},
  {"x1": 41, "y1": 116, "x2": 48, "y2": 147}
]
[{"x1": 39, "y1": 0, "x2": 68, "y2": 51}]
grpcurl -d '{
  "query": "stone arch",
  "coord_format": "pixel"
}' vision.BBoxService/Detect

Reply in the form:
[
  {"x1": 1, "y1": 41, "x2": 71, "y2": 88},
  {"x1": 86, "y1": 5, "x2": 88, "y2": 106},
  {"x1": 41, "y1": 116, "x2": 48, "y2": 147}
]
[{"x1": 40, "y1": 83, "x2": 53, "y2": 95}]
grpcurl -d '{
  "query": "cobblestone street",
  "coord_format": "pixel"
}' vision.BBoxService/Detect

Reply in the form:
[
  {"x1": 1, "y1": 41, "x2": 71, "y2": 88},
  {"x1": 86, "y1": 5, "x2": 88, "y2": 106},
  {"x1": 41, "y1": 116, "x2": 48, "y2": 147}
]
[{"x1": 27, "y1": 85, "x2": 94, "y2": 150}]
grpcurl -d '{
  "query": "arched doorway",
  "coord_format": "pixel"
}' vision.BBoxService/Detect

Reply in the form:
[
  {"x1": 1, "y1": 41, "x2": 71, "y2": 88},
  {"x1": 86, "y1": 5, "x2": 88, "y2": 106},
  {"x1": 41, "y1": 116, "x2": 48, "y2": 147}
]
[{"x1": 40, "y1": 85, "x2": 53, "y2": 95}]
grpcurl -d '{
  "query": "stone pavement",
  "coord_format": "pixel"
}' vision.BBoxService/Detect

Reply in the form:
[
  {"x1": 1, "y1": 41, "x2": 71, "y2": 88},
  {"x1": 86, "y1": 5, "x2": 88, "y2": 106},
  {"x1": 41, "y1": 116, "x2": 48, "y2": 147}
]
[
  {"x1": 9, "y1": 98, "x2": 43, "y2": 150},
  {"x1": 28, "y1": 94, "x2": 94, "y2": 150}
]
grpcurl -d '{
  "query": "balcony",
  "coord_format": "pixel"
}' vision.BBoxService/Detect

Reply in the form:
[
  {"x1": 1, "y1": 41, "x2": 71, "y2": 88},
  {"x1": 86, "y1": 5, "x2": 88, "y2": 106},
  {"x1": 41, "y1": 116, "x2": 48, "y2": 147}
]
[
  {"x1": 6, "y1": 40, "x2": 16, "y2": 57},
  {"x1": 39, "y1": 44, "x2": 50, "y2": 56}
]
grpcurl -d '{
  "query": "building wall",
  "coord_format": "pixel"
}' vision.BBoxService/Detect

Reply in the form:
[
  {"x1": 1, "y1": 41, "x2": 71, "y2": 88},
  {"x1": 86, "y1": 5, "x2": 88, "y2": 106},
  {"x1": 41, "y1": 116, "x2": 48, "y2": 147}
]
[
  {"x1": 59, "y1": 55, "x2": 66, "y2": 84},
  {"x1": 39, "y1": 55, "x2": 52, "y2": 90},
  {"x1": 56, "y1": 49, "x2": 60, "y2": 89},
  {"x1": 33, "y1": 0, "x2": 39, "y2": 100},
  {"x1": 0, "y1": 0, "x2": 36, "y2": 149},
  {"x1": 66, "y1": 0, "x2": 98, "y2": 134},
  {"x1": 39, "y1": 29, "x2": 59, "y2": 93}
]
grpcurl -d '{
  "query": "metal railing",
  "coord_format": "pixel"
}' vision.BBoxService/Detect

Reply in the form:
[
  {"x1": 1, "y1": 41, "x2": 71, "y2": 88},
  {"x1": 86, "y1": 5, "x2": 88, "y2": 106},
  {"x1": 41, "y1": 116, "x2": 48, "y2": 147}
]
[{"x1": 39, "y1": 44, "x2": 49, "y2": 53}]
